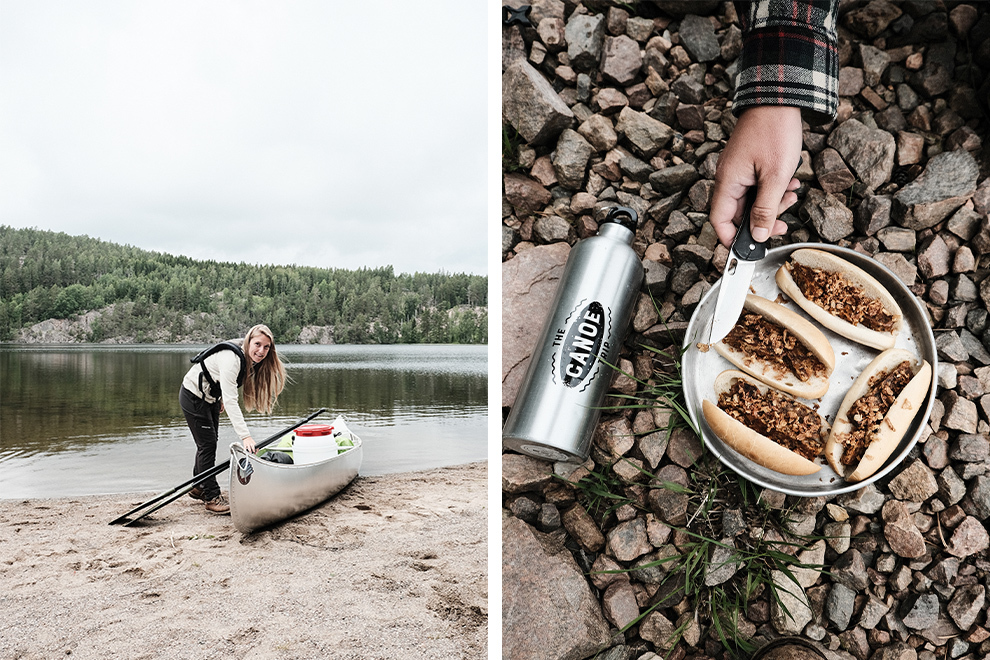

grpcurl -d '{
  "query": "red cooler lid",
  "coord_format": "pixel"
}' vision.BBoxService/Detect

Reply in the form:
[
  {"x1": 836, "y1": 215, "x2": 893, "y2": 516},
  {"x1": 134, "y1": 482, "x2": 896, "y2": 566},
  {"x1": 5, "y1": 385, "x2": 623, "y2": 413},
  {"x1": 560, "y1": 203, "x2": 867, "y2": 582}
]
[{"x1": 295, "y1": 424, "x2": 333, "y2": 437}]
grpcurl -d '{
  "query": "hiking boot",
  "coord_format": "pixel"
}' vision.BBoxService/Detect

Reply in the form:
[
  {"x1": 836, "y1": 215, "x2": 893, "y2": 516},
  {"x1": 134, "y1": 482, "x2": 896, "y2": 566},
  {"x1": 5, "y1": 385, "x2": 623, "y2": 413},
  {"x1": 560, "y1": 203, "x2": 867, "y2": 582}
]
[
  {"x1": 188, "y1": 486, "x2": 208, "y2": 501},
  {"x1": 204, "y1": 495, "x2": 230, "y2": 514}
]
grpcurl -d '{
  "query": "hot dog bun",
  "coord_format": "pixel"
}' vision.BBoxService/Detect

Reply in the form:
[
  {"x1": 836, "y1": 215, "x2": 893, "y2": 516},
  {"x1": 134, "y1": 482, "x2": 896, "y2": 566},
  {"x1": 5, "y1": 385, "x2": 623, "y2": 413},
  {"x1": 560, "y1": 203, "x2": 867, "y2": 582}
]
[
  {"x1": 703, "y1": 370, "x2": 830, "y2": 476},
  {"x1": 714, "y1": 294, "x2": 835, "y2": 399},
  {"x1": 775, "y1": 248, "x2": 903, "y2": 350},
  {"x1": 825, "y1": 348, "x2": 932, "y2": 482}
]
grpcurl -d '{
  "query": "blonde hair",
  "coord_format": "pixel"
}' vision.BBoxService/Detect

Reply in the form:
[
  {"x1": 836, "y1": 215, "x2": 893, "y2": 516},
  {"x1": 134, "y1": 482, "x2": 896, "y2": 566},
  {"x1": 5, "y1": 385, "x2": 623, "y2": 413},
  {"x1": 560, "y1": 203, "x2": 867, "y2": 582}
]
[{"x1": 240, "y1": 324, "x2": 288, "y2": 414}]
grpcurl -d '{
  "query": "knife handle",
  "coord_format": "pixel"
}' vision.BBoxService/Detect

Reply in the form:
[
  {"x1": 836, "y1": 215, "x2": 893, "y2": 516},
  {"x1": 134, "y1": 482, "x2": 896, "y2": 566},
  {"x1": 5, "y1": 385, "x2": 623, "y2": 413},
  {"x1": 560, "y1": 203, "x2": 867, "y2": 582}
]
[
  {"x1": 730, "y1": 185, "x2": 765, "y2": 261},
  {"x1": 730, "y1": 157, "x2": 803, "y2": 262}
]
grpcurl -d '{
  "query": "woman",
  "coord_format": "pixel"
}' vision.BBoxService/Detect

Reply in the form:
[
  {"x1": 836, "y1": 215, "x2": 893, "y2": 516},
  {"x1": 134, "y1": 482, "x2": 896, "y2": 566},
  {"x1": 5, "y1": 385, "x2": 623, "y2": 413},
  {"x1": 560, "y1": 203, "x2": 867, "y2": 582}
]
[{"x1": 179, "y1": 324, "x2": 288, "y2": 514}]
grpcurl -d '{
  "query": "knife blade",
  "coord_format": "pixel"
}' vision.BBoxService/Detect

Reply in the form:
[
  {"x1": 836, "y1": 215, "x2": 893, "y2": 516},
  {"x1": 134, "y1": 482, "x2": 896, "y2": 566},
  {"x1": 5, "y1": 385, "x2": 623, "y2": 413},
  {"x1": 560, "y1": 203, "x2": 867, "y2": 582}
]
[{"x1": 707, "y1": 185, "x2": 765, "y2": 345}]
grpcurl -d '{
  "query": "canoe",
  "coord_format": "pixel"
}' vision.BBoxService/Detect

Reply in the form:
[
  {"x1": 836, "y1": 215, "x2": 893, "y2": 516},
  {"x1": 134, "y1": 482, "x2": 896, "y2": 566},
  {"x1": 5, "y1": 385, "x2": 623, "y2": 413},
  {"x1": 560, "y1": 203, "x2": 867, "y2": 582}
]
[{"x1": 228, "y1": 434, "x2": 363, "y2": 534}]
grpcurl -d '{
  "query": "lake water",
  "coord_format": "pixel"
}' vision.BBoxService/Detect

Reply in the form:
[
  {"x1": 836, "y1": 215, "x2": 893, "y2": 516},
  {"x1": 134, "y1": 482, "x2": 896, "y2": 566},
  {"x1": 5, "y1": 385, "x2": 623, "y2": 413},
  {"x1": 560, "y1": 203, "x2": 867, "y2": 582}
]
[{"x1": 0, "y1": 344, "x2": 487, "y2": 498}]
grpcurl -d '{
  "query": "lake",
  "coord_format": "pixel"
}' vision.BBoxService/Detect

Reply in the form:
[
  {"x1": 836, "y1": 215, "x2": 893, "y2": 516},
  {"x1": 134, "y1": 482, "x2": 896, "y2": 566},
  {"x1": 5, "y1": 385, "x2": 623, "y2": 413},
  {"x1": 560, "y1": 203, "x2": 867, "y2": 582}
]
[{"x1": 0, "y1": 343, "x2": 487, "y2": 498}]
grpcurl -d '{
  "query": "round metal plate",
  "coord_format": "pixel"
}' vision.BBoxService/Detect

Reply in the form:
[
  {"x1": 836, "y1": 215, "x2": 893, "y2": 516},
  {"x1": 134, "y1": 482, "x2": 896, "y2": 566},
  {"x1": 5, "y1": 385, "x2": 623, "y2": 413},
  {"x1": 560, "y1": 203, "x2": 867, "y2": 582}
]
[{"x1": 682, "y1": 243, "x2": 939, "y2": 496}]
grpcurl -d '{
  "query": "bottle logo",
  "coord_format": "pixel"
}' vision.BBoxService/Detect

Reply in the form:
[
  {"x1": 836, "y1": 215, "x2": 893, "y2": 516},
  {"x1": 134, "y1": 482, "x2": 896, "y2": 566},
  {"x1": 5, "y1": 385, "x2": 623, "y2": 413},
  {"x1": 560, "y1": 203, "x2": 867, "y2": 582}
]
[{"x1": 552, "y1": 301, "x2": 611, "y2": 390}]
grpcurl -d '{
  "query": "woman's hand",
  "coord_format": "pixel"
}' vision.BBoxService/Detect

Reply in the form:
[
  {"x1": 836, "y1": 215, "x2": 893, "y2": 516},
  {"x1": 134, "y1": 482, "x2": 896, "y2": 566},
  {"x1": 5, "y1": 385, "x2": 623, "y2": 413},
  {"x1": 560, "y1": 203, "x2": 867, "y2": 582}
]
[{"x1": 243, "y1": 436, "x2": 256, "y2": 453}]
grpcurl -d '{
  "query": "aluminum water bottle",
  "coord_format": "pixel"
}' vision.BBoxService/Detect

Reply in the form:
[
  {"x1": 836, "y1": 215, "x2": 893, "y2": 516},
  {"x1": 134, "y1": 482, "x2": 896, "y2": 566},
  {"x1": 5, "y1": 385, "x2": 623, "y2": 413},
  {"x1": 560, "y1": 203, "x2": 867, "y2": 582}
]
[{"x1": 502, "y1": 206, "x2": 644, "y2": 463}]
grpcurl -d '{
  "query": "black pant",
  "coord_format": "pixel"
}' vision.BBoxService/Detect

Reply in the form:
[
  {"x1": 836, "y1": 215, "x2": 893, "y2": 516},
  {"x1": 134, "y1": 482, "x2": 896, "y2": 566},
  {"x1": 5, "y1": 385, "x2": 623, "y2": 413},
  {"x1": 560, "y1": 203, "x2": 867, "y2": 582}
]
[{"x1": 179, "y1": 386, "x2": 222, "y2": 500}]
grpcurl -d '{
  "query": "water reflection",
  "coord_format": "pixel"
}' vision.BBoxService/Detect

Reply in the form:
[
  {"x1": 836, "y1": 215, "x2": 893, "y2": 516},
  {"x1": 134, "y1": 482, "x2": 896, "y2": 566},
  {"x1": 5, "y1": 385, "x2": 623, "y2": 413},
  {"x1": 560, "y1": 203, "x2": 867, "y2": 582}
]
[{"x1": 0, "y1": 344, "x2": 487, "y2": 498}]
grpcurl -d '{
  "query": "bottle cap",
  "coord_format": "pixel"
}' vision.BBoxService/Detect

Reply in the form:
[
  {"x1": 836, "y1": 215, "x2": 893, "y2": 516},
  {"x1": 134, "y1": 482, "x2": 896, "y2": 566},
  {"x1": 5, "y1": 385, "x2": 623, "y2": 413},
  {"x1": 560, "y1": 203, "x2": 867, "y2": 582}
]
[{"x1": 602, "y1": 206, "x2": 638, "y2": 232}]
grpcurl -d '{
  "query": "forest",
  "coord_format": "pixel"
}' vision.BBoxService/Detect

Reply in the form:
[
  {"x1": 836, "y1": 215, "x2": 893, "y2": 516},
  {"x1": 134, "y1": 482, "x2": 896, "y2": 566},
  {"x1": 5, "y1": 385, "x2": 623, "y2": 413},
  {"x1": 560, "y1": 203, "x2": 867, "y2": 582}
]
[{"x1": 0, "y1": 226, "x2": 488, "y2": 344}]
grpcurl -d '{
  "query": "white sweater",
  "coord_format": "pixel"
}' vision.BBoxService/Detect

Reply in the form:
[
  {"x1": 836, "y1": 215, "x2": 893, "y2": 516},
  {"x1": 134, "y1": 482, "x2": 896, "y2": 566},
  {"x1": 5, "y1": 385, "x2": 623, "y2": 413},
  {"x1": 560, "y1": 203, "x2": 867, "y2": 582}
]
[{"x1": 182, "y1": 349, "x2": 251, "y2": 440}]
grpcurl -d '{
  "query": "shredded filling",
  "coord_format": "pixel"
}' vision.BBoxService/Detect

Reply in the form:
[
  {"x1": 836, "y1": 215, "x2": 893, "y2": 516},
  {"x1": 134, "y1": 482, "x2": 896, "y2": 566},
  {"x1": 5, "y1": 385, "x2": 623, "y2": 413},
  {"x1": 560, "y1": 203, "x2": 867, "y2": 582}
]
[
  {"x1": 717, "y1": 380, "x2": 825, "y2": 461},
  {"x1": 837, "y1": 361, "x2": 914, "y2": 466},
  {"x1": 787, "y1": 261, "x2": 896, "y2": 333},
  {"x1": 722, "y1": 312, "x2": 828, "y2": 383}
]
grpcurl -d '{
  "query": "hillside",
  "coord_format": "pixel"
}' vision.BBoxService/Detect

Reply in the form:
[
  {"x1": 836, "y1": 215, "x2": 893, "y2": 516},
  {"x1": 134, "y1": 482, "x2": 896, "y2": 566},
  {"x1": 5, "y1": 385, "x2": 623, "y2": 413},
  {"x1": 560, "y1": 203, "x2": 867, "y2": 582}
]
[{"x1": 0, "y1": 226, "x2": 487, "y2": 344}]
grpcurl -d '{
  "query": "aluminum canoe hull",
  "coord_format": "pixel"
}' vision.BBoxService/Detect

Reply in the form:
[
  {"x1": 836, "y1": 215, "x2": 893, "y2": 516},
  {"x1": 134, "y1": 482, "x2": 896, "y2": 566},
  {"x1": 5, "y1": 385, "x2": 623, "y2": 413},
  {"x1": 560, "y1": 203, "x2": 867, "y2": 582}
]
[{"x1": 228, "y1": 436, "x2": 362, "y2": 534}]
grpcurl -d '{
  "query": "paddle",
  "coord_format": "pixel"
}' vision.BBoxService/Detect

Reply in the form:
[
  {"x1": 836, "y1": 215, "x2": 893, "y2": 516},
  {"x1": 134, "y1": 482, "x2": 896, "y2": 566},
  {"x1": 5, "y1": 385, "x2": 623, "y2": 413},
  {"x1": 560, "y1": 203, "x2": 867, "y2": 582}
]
[{"x1": 108, "y1": 408, "x2": 326, "y2": 526}]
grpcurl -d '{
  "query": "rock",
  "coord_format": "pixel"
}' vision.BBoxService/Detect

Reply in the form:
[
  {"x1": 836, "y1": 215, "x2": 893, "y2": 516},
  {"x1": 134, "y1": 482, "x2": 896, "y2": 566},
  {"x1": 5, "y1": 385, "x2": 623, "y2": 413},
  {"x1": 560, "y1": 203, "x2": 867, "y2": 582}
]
[
  {"x1": 947, "y1": 584, "x2": 986, "y2": 631},
  {"x1": 814, "y1": 148, "x2": 856, "y2": 193},
  {"x1": 503, "y1": 59, "x2": 574, "y2": 145},
  {"x1": 770, "y1": 568, "x2": 813, "y2": 634},
  {"x1": 678, "y1": 14, "x2": 719, "y2": 62},
  {"x1": 561, "y1": 503, "x2": 606, "y2": 552},
  {"x1": 896, "y1": 130, "x2": 925, "y2": 166},
  {"x1": 502, "y1": 242, "x2": 570, "y2": 406},
  {"x1": 856, "y1": 194, "x2": 892, "y2": 234},
  {"x1": 839, "y1": 483, "x2": 886, "y2": 514},
  {"x1": 917, "y1": 234, "x2": 951, "y2": 279},
  {"x1": 899, "y1": 593, "x2": 940, "y2": 630},
  {"x1": 601, "y1": 35, "x2": 642, "y2": 85},
  {"x1": 940, "y1": 390, "x2": 978, "y2": 433},
  {"x1": 827, "y1": 118, "x2": 896, "y2": 193},
  {"x1": 533, "y1": 215, "x2": 573, "y2": 243},
  {"x1": 578, "y1": 115, "x2": 618, "y2": 153},
  {"x1": 640, "y1": 611, "x2": 678, "y2": 651},
  {"x1": 877, "y1": 227, "x2": 916, "y2": 252},
  {"x1": 801, "y1": 188, "x2": 855, "y2": 241},
  {"x1": 892, "y1": 150, "x2": 980, "y2": 230},
  {"x1": 950, "y1": 434, "x2": 990, "y2": 462},
  {"x1": 552, "y1": 129, "x2": 594, "y2": 190},
  {"x1": 831, "y1": 548, "x2": 869, "y2": 591},
  {"x1": 966, "y1": 475, "x2": 990, "y2": 520},
  {"x1": 844, "y1": 0, "x2": 903, "y2": 38},
  {"x1": 704, "y1": 541, "x2": 741, "y2": 586},
  {"x1": 827, "y1": 582, "x2": 858, "y2": 631},
  {"x1": 503, "y1": 453, "x2": 555, "y2": 493},
  {"x1": 565, "y1": 13, "x2": 605, "y2": 72},
  {"x1": 882, "y1": 499, "x2": 927, "y2": 558},
  {"x1": 503, "y1": 517, "x2": 612, "y2": 659},
  {"x1": 859, "y1": 596, "x2": 892, "y2": 630},
  {"x1": 649, "y1": 163, "x2": 700, "y2": 196},
  {"x1": 601, "y1": 581, "x2": 640, "y2": 629},
  {"x1": 615, "y1": 107, "x2": 673, "y2": 158},
  {"x1": 888, "y1": 460, "x2": 939, "y2": 502},
  {"x1": 946, "y1": 516, "x2": 990, "y2": 557}
]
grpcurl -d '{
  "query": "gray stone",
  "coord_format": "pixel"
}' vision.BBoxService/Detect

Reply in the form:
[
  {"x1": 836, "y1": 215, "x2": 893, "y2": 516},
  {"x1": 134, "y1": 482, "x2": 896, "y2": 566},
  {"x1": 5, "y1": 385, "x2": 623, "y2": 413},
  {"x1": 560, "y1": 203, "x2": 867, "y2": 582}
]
[
  {"x1": 940, "y1": 390, "x2": 978, "y2": 433},
  {"x1": 502, "y1": 242, "x2": 570, "y2": 406},
  {"x1": 704, "y1": 540, "x2": 741, "y2": 586},
  {"x1": 831, "y1": 548, "x2": 869, "y2": 591},
  {"x1": 678, "y1": 14, "x2": 720, "y2": 62},
  {"x1": 950, "y1": 434, "x2": 990, "y2": 462},
  {"x1": 608, "y1": 518, "x2": 652, "y2": 562},
  {"x1": 856, "y1": 194, "x2": 893, "y2": 236},
  {"x1": 601, "y1": 35, "x2": 642, "y2": 86},
  {"x1": 565, "y1": 13, "x2": 605, "y2": 72},
  {"x1": 671, "y1": 73, "x2": 706, "y2": 105},
  {"x1": 770, "y1": 568, "x2": 812, "y2": 634},
  {"x1": 503, "y1": 516, "x2": 612, "y2": 659},
  {"x1": 838, "y1": 483, "x2": 886, "y2": 514},
  {"x1": 801, "y1": 188, "x2": 855, "y2": 242},
  {"x1": 883, "y1": 499, "x2": 927, "y2": 559},
  {"x1": 827, "y1": 582, "x2": 858, "y2": 631},
  {"x1": 503, "y1": 60, "x2": 574, "y2": 145},
  {"x1": 578, "y1": 115, "x2": 618, "y2": 153},
  {"x1": 504, "y1": 173, "x2": 552, "y2": 215},
  {"x1": 616, "y1": 107, "x2": 673, "y2": 158},
  {"x1": 947, "y1": 584, "x2": 986, "y2": 630},
  {"x1": 649, "y1": 163, "x2": 700, "y2": 196},
  {"x1": 899, "y1": 593, "x2": 940, "y2": 630},
  {"x1": 859, "y1": 595, "x2": 891, "y2": 629},
  {"x1": 827, "y1": 118, "x2": 896, "y2": 193},
  {"x1": 888, "y1": 460, "x2": 939, "y2": 502},
  {"x1": 561, "y1": 503, "x2": 606, "y2": 552},
  {"x1": 503, "y1": 453, "x2": 555, "y2": 493},
  {"x1": 936, "y1": 331, "x2": 969, "y2": 362},
  {"x1": 893, "y1": 150, "x2": 979, "y2": 230},
  {"x1": 844, "y1": 1, "x2": 903, "y2": 39},
  {"x1": 946, "y1": 516, "x2": 990, "y2": 557},
  {"x1": 917, "y1": 234, "x2": 951, "y2": 279},
  {"x1": 532, "y1": 215, "x2": 573, "y2": 243},
  {"x1": 552, "y1": 129, "x2": 593, "y2": 190},
  {"x1": 873, "y1": 252, "x2": 917, "y2": 287},
  {"x1": 964, "y1": 475, "x2": 990, "y2": 520},
  {"x1": 877, "y1": 226, "x2": 916, "y2": 252},
  {"x1": 938, "y1": 467, "x2": 967, "y2": 506},
  {"x1": 601, "y1": 581, "x2": 640, "y2": 629}
]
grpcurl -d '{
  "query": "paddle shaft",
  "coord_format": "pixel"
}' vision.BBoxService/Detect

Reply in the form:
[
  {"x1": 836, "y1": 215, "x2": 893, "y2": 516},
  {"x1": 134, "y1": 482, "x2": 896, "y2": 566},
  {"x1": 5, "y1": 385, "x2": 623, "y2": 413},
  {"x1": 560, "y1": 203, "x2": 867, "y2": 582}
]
[{"x1": 109, "y1": 408, "x2": 327, "y2": 525}]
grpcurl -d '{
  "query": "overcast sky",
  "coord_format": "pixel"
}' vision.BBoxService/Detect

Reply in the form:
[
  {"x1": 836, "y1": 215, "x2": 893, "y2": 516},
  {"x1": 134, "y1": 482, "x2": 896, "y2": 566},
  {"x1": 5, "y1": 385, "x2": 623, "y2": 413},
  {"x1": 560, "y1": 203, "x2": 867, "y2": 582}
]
[{"x1": 0, "y1": 1, "x2": 488, "y2": 276}]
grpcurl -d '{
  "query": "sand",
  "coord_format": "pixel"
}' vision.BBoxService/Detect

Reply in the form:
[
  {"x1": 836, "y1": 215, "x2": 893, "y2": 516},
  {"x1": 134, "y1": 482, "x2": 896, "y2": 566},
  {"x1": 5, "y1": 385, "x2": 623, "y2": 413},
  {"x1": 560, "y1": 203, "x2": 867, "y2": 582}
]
[{"x1": 0, "y1": 462, "x2": 487, "y2": 660}]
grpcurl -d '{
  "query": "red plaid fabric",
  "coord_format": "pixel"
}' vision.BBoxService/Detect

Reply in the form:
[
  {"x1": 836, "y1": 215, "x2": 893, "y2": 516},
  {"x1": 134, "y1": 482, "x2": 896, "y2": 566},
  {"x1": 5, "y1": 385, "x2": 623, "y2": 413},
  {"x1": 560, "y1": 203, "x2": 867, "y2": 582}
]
[{"x1": 733, "y1": 0, "x2": 839, "y2": 125}]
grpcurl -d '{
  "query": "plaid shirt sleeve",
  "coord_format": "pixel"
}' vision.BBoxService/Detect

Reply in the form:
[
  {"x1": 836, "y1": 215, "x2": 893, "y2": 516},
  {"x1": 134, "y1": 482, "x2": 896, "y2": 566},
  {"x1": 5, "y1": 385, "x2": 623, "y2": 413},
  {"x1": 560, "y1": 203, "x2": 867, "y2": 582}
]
[{"x1": 732, "y1": 0, "x2": 839, "y2": 125}]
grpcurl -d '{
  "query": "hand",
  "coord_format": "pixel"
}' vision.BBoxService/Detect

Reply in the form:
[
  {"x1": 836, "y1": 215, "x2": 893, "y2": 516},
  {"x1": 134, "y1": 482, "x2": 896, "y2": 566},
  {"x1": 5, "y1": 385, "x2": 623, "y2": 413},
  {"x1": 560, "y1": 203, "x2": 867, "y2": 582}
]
[
  {"x1": 243, "y1": 436, "x2": 256, "y2": 454},
  {"x1": 709, "y1": 105, "x2": 804, "y2": 248}
]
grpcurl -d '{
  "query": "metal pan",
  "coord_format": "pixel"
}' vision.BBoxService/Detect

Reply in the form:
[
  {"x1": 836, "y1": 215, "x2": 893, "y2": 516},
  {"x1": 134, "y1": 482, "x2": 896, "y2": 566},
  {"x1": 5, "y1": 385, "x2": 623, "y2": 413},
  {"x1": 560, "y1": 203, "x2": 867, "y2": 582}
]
[{"x1": 682, "y1": 243, "x2": 939, "y2": 496}]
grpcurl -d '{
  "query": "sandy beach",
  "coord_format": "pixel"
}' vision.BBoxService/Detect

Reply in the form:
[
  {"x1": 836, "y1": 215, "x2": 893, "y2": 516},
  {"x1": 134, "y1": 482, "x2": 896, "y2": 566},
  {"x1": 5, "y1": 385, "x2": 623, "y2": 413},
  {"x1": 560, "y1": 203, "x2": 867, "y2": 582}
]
[{"x1": 0, "y1": 461, "x2": 487, "y2": 660}]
